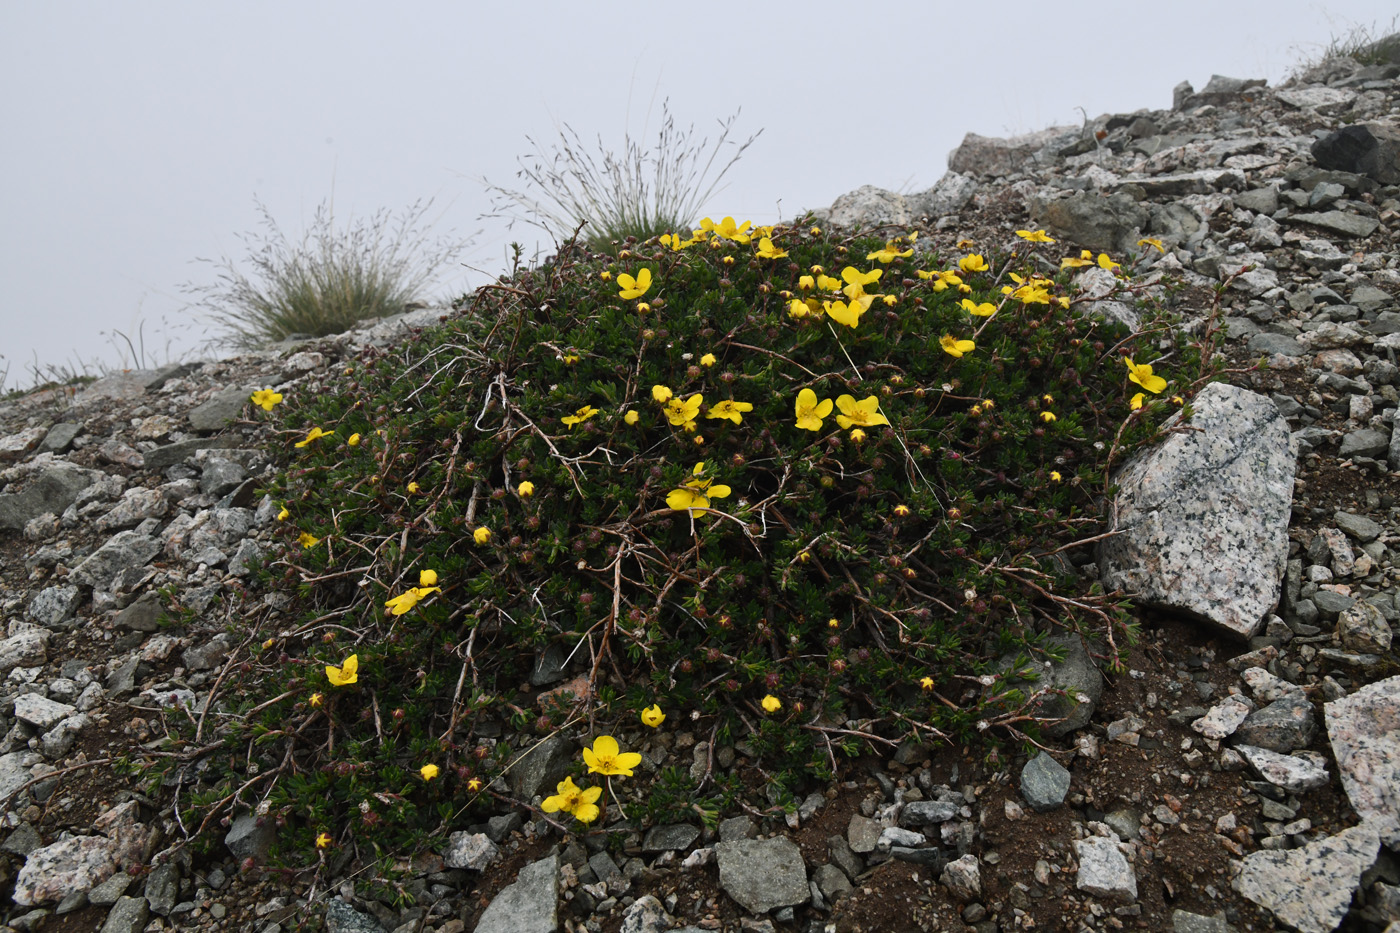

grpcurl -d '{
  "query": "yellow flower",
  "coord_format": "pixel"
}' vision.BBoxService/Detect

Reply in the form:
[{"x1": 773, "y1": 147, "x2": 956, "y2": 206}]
[
  {"x1": 825, "y1": 296, "x2": 873, "y2": 328},
  {"x1": 960, "y1": 298, "x2": 997, "y2": 317},
  {"x1": 298, "y1": 532, "x2": 321, "y2": 548},
  {"x1": 958, "y1": 254, "x2": 988, "y2": 273},
  {"x1": 563, "y1": 353, "x2": 580, "y2": 364},
  {"x1": 834, "y1": 395, "x2": 889, "y2": 430},
  {"x1": 849, "y1": 428, "x2": 866, "y2": 443},
  {"x1": 635, "y1": 302, "x2": 650, "y2": 314},
  {"x1": 250, "y1": 389, "x2": 283, "y2": 412},
  {"x1": 652, "y1": 385, "x2": 673, "y2": 403},
  {"x1": 867, "y1": 241, "x2": 913, "y2": 263},
  {"x1": 666, "y1": 462, "x2": 731, "y2": 517},
  {"x1": 562, "y1": 405, "x2": 599, "y2": 429},
  {"x1": 616, "y1": 268, "x2": 652, "y2": 300},
  {"x1": 385, "y1": 586, "x2": 441, "y2": 616},
  {"x1": 466, "y1": 778, "x2": 482, "y2": 793},
  {"x1": 294, "y1": 426, "x2": 334, "y2": 448},
  {"x1": 640, "y1": 704, "x2": 666, "y2": 728},
  {"x1": 706, "y1": 400, "x2": 753, "y2": 424},
  {"x1": 542, "y1": 776, "x2": 604, "y2": 824},
  {"x1": 810, "y1": 226, "x2": 822, "y2": 236},
  {"x1": 756, "y1": 237, "x2": 788, "y2": 259},
  {"x1": 1130, "y1": 393, "x2": 1145, "y2": 411},
  {"x1": 316, "y1": 832, "x2": 332, "y2": 849},
  {"x1": 420, "y1": 569, "x2": 438, "y2": 586},
  {"x1": 582, "y1": 735, "x2": 643, "y2": 777},
  {"x1": 761, "y1": 695, "x2": 781, "y2": 713},
  {"x1": 277, "y1": 507, "x2": 290, "y2": 521},
  {"x1": 347, "y1": 433, "x2": 361, "y2": 447},
  {"x1": 827, "y1": 618, "x2": 840, "y2": 628},
  {"x1": 841, "y1": 266, "x2": 882, "y2": 292},
  {"x1": 939, "y1": 335, "x2": 975, "y2": 358},
  {"x1": 700, "y1": 216, "x2": 752, "y2": 244},
  {"x1": 474, "y1": 527, "x2": 491, "y2": 545},
  {"x1": 894, "y1": 504, "x2": 910, "y2": 517},
  {"x1": 1124, "y1": 357, "x2": 1167, "y2": 394},
  {"x1": 1015, "y1": 229, "x2": 1056, "y2": 243},
  {"x1": 1040, "y1": 411, "x2": 1057, "y2": 423},
  {"x1": 1050, "y1": 471, "x2": 1062, "y2": 482},
  {"x1": 518, "y1": 481, "x2": 535, "y2": 498},
  {"x1": 600, "y1": 271, "x2": 612, "y2": 280},
  {"x1": 797, "y1": 275, "x2": 815, "y2": 292},
  {"x1": 1171, "y1": 395, "x2": 1184, "y2": 405},
  {"x1": 1097, "y1": 253, "x2": 1120, "y2": 271},
  {"x1": 882, "y1": 295, "x2": 897, "y2": 307},
  {"x1": 663, "y1": 394, "x2": 703, "y2": 427},
  {"x1": 700, "y1": 353, "x2": 717, "y2": 367},
  {"x1": 326, "y1": 654, "x2": 359, "y2": 687},
  {"x1": 309, "y1": 692, "x2": 323, "y2": 708},
  {"x1": 407, "y1": 481, "x2": 420, "y2": 494},
  {"x1": 794, "y1": 388, "x2": 834, "y2": 432},
  {"x1": 787, "y1": 298, "x2": 812, "y2": 319},
  {"x1": 420, "y1": 764, "x2": 440, "y2": 781},
  {"x1": 1060, "y1": 250, "x2": 1095, "y2": 269},
  {"x1": 1138, "y1": 237, "x2": 1165, "y2": 253},
  {"x1": 956, "y1": 238, "x2": 975, "y2": 250},
  {"x1": 624, "y1": 410, "x2": 640, "y2": 425},
  {"x1": 920, "y1": 676, "x2": 934, "y2": 691}
]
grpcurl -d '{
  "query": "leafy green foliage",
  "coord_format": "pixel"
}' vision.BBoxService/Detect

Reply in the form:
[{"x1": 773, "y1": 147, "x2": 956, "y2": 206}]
[{"x1": 197, "y1": 221, "x2": 1207, "y2": 867}]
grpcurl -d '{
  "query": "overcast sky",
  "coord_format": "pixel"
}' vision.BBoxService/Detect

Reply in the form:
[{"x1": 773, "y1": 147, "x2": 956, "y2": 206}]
[{"x1": 1, "y1": 1, "x2": 1392, "y2": 389}]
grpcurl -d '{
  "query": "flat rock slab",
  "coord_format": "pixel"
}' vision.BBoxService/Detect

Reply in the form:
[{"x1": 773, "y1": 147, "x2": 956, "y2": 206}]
[
  {"x1": 1021, "y1": 753, "x2": 1071, "y2": 812},
  {"x1": 1236, "y1": 745, "x2": 1329, "y2": 793},
  {"x1": 0, "y1": 464, "x2": 99, "y2": 532},
  {"x1": 1074, "y1": 836, "x2": 1138, "y2": 902},
  {"x1": 1326, "y1": 675, "x2": 1400, "y2": 848},
  {"x1": 1097, "y1": 383, "x2": 1296, "y2": 638},
  {"x1": 716, "y1": 837, "x2": 809, "y2": 914},
  {"x1": 1234, "y1": 821, "x2": 1380, "y2": 933},
  {"x1": 475, "y1": 853, "x2": 557, "y2": 933}
]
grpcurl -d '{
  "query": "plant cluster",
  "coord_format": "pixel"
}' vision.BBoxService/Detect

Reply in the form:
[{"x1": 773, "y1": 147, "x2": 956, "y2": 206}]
[{"x1": 184, "y1": 218, "x2": 1213, "y2": 869}]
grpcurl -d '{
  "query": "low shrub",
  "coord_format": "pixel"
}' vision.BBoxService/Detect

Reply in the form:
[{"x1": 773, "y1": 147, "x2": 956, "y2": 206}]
[{"x1": 186, "y1": 221, "x2": 1214, "y2": 865}]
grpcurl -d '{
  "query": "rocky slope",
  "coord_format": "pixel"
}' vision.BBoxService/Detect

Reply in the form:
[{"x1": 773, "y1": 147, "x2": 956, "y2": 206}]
[{"x1": 1, "y1": 44, "x2": 1400, "y2": 933}]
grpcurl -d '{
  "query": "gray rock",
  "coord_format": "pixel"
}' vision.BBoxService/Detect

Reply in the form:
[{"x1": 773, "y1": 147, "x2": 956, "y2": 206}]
[
  {"x1": 39, "y1": 422, "x2": 82, "y2": 454},
  {"x1": 95, "y1": 487, "x2": 168, "y2": 532},
  {"x1": 13, "y1": 694, "x2": 77, "y2": 730},
  {"x1": 824, "y1": 186, "x2": 912, "y2": 229},
  {"x1": 475, "y1": 853, "x2": 558, "y2": 933},
  {"x1": 144, "y1": 862, "x2": 179, "y2": 916},
  {"x1": 1103, "y1": 809, "x2": 1141, "y2": 841},
  {"x1": 995, "y1": 633, "x2": 1103, "y2": 738},
  {"x1": 940, "y1": 854, "x2": 981, "y2": 900},
  {"x1": 1247, "y1": 332, "x2": 1305, "y2": 357},
  {"x1": 1351, "y1": 284, "x2": 1395, "y2": 312},
  {"x1": 1021, "y1": 752, "x2": 1071, "y2": 812},
  {"x1": 187, "y1": 387, "x2": 252, "y2": 433},
  {"x1": 26, "y1": 585, "x2": 81, "y2": 627},
  {"x1": 115, "y1": 593, "x2": 163, "y2": 632},
  {"x1": 618, "y1": 894, "x2": 671, "y2": 933},
  {"x1": 642, "y1": 823, "x2": 700, "y2": 853},
  {"x1": 0, "y1": 464, "x2": 98, "y2": 532},
  {"x1": 911, "y1": 172, "x2": 979, "y2": 218},
  {"x1": 99, "y1": 896, "x2": 149, "y2": 933},
  {"x1": 87, "y1": 870, "x2": 132, "y2": 906},
  {"x1": 1334, "y1": 510, "x2": 1383, "y2": 543},
  {"x1": 443, "y1": 831, "x2": 498, "y2": 870},
  {"x1": 1282, "y1": 210, "x2": 1381, "y2": 239},
  {"x1": 1233, "y1": 695, "x2": 1316, "y2": 753},
  {"x1": 0, "y1": 426, "x2": 49, "y2": 461},
  {"x1": 1234, "y1": 821, "x2": 1380, "y2": 933},
  {"x1": 1236, "y1": 744, "x2": 1329, "y2": 793},
  {"x1": 13, "y1": 835, "x2": 122, "y2": 906},
  {"x1": 142, "y1": 436, "x2": 244, "y2": 471},
  {"x1": 1339, "y1": 428, "x2": 1390, "y2": 459},
  {"x1": 948, "y1": 125, "x2": 1076, "y2": 179},
  {"x1": 1192, "y1": 695, "x2": 1254, "y2": 740},
  {"x1": 1313, "y1": 589, "x2": 1357, "y2": 617},
  {"x1": 182, "y1": 633, "x2": 232, "y2": 672},
  {"x1": 1075, "y1": 836, "x2": 1137, "y2": 902},
  {"x1": 1097, "y1": 383, "x2": 1295, "y2": 638},
  {"x1": 716, "y1": 837, "x2": 809, "y2": 914},
  {"x1": 507, "y1": 733, "x2": 576, "y2": 800},
  {"x1": 1338, "y1": 601, "x2": 1393, "y2": 654},
  {"x1": 1032, "y1": 191, "x2": 1149, "y2": 254},
  {"x1": 224, "y1": 812, "x2": 275, "y2": 862},
  {"x1": 1312, "y1": 123, "x2": 1400, "y2": 185},
  {"x1": 1234, "y1": 187, "x2": 1279, "y2": 215},
  {"x1": 0, "y1": 626, "x2": 50, "y2": 675},
  {"x1": 0, "y1": 751, "x2": 43, "y2": 801},
  {"x1": 877, "y1": 826, "x2": 925, "y2": 850},
  {"x1": 1172, "y1": 909, "x2": 1236, "y2": 932},
  {"x1": 1325, "y1": 675, "x2": 1400, "y2": 848},
  {"x1": 846, "y1": 814, "x2": 882, "y2": 854},
  {"x1": 900, "y1": 800, "x2": 960, "y2": 827},
  {"x1": 3, "y1": 823, "x2": 42, "y2": 857},
  {"x1": 68, "y1": 531, "x2": 161, "y2": 589},
  {"x1": 200, "y1": 457, "x2": 248, "y2": 497},
  {"x1": 324, "y1": 897, "x2": 387, "y2": 933},
  {"x1": 812, "y1": 863, "x2": 852, "y2": 901}
]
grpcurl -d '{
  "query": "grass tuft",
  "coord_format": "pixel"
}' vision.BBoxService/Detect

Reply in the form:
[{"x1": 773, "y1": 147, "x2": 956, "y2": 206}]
[
  {"x1": 483, "y1": 101, "x2": 761, "y2": 255},
  {"x1": 187, "y1": 198, "x2": 472, "y2": 350}
]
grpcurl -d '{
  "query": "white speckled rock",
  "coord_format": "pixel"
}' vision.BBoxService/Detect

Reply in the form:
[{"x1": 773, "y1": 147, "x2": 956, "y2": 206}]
[
  {"x1": 1326, "y1": 676, "x2": 1400, "y2": 849},
  {"x1": 1074, "y1": 836, "x2": 1137, "y2": 902},
  {"x1": 1234, "y1": 821, "x2": 1380, "y2": 933},
  {"x1": 1097, "y1": 382, "x2": 1296, "y2": 637}
]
